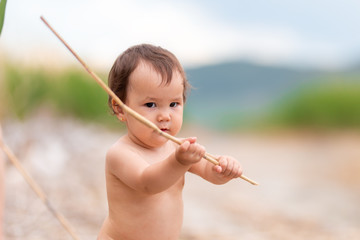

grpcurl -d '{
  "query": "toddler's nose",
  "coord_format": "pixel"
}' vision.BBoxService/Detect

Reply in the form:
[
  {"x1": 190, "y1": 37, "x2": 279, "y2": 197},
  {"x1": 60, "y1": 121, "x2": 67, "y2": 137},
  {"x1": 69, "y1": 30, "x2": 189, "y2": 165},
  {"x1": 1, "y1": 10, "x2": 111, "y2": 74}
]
[{"x1": 157, "y1": 111, "x2": 171, "y2": 122}]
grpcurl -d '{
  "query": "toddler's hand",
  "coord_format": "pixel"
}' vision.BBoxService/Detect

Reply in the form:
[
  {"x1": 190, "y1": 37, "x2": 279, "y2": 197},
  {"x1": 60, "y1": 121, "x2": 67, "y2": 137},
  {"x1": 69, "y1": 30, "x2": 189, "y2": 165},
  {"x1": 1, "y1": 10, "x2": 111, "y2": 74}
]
[
  {"x1": 213, "y1": 156, "x2": 242, "y2": 179},
  {"x1": 175, "y1": 137, "x2": 205, "y2": 166}
]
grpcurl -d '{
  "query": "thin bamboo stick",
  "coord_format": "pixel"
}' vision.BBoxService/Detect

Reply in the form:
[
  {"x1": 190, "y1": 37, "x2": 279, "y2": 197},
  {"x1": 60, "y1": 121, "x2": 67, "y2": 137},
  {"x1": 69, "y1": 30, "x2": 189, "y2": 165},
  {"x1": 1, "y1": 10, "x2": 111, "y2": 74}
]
[
  {"x1": 40, "y1": 16, "x2": 258, "y2": 186},
  {"x1": 0, "y1": 124, "x2": 82, "y2": 240}
]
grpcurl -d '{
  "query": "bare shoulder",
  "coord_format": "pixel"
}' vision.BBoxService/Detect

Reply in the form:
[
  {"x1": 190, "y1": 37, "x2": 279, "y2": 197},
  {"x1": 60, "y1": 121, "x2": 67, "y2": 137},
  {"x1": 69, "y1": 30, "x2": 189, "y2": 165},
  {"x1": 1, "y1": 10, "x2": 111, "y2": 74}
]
[
  {"x1": 106, "y1": 137, "x2": 127, "y2": 160},
  {"x1": 106, "y1": 136, "x2": 139, "y2": 168},
  {"x1": 105, "y1": 136, "x2": 150, "y2": 186}
]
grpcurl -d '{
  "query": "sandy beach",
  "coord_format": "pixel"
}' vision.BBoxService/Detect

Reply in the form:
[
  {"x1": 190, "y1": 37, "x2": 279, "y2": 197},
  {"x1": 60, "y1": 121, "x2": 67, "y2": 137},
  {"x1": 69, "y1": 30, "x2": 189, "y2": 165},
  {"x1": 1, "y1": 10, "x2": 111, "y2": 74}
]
[{"x1": 2, "y1": 112, "x2": 360, "y2": 239}]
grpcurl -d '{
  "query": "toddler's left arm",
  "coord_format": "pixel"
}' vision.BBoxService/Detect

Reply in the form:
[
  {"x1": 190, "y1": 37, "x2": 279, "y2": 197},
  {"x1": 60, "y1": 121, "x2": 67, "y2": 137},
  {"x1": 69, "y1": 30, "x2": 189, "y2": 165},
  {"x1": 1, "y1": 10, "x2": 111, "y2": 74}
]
[{"x1": 189, "y1": 155, "x2": 243, "y2": 184}]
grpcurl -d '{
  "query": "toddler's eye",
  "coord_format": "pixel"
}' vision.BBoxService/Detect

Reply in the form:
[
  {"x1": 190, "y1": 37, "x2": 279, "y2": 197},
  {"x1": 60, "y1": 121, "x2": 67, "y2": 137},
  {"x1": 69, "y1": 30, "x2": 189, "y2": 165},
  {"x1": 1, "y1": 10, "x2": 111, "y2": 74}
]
[
  {"x1": 170, "y1": 102, "x2": 178, "y2": 107},
  {"x1": 145, "y1": 102, "x2": 156, "y2": 108}
]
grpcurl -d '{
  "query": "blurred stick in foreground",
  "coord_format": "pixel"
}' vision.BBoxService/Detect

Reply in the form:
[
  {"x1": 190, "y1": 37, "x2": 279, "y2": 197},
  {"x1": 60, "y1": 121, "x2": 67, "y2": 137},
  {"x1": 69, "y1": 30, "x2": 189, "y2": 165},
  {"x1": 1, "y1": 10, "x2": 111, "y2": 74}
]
[
  {"x1": 0, "y1": 125, "x2": 4, "y2": 239},
  {"x1": 0, "y1": 124, "x2": 82, "y2": 240},
  {"x1": 40, "y1": 16, "x2": 258, "y2": 186}
]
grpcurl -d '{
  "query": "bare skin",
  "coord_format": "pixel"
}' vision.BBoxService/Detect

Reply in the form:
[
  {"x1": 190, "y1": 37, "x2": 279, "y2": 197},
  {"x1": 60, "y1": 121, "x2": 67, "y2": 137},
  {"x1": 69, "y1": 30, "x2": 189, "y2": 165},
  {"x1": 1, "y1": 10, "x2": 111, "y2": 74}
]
[{"x1": 98, "y1": 61, "x2": 242, "y2": 240}]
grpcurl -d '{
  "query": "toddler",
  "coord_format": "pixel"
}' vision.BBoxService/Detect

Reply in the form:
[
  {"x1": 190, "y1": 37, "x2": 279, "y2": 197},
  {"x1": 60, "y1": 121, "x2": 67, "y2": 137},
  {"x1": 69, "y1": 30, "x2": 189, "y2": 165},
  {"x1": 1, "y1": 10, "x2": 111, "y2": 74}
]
[{"x1": 98, "y1": 44, "x2": 242, "y2": 240}]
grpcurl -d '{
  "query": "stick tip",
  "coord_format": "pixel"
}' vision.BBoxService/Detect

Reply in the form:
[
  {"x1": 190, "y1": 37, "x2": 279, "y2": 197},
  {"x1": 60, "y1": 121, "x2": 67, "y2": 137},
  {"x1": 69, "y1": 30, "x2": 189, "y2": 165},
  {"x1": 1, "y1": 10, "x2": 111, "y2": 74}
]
[
  {"x1": 40, "y1": 15, "x2": 47, "y2": 23},
  {"x1": 240, "y1": 175, "x2": 259, "y2": 186}
]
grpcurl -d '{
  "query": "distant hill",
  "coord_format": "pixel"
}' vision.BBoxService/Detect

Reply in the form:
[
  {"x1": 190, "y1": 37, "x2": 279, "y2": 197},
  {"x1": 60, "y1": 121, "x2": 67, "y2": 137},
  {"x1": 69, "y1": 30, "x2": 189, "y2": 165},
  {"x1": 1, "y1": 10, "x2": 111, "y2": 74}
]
[{"x1": 184, "y1": 61, "x2": 324, "y2": 127}]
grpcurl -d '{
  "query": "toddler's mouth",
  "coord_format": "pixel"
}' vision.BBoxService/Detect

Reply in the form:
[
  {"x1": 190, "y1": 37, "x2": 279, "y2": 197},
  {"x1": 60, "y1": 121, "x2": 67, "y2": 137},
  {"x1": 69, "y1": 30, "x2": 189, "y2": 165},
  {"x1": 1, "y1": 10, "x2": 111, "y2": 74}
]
[{"x1": 160, "y1": 128, "x2": 169, "y2": 132}]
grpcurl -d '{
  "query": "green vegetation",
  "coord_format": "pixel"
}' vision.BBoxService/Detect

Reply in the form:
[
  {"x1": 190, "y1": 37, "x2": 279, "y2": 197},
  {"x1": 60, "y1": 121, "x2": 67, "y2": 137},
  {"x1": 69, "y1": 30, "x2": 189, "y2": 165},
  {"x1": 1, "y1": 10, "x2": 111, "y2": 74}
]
[
  {"x1": 1, "y1": 63, "x2": 360, "y2": 131},
  {"x1": 210, "y1": 75, "x2": 360, "y2": 131},
  {"x1": 0, "y1": 0, "x2": 7, "y2": 35},
  {"x1": 265, "y1": 76, "x2": 360, "y2": 129},
  {"x1": 0, "y1": 64, "x2": 121, "y2": 128}
]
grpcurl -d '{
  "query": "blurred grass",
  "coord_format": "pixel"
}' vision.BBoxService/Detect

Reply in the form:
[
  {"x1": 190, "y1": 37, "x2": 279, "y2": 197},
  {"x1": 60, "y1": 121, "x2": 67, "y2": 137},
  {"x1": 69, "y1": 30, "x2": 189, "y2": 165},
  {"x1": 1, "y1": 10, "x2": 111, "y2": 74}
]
[
  {"x1": 1, "y1": 64, "x2": 360, "y2": 131},
  {"x1": 215, "y1": 75, "x2": 360, "y2": 131},
  {"x1": 264, "y1": 75, "x2": 360, "y2": 130},
  {"x1": 0, "y1": 64, "x2": 121, "y2": 128}
]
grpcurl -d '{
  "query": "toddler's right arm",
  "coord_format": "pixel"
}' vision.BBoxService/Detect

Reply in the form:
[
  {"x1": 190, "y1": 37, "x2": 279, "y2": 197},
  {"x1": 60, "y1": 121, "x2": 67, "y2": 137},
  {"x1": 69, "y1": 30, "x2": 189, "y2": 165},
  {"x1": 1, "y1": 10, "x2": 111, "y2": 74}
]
[{"x1": 106, "y1": 138, "x2": 204, "y2": 195}]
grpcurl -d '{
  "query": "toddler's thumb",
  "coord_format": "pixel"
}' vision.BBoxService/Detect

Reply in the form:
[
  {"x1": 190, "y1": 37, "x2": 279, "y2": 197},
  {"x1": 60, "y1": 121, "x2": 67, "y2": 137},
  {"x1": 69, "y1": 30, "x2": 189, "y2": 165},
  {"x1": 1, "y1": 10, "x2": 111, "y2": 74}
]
[
  {"x1": 178, "y1": 140, "x2": 190, "y2": 153},
  {"x1": 182, "y1": 137, "x2": 197, "y2": 144},
  {"x1": 213, "y1": 165, "x2": 222, "y2": 173}
]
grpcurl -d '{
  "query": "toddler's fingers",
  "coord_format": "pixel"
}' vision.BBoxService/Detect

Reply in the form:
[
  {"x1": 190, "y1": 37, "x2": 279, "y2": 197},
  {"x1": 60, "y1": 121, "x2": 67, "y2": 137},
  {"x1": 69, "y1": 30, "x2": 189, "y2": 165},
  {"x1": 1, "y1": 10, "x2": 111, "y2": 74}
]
[
  {"x1": 224, "y1": 158, "x2": 234, "y2": 176},
  {"x1": 182, "y1": 137, "x2": 197, "y2": 144},
  {"x1": 188, "y1": 143, "x2": 206, "y2": 159},
  {"x1": 218, "y1": 156, "x2": 228, "y2": 173},
  {"x1": 228, "y1": 160, "x2": 243, "y2": 178},
  {"x1": 229, "y1": 164, "x2": 241, "y2": 178},
  {"x1": 197, "y1": 144, "x2": 206, "y2": 157},
  {"x1": 179, "y1": 140, "x2": 190, "y2": 152},
  {"x1": 213, "y1": 165, "x2": 222, "y2": 173},
  {"x1": 237, "y1": 165, "x2": 243, "y2": 177}
]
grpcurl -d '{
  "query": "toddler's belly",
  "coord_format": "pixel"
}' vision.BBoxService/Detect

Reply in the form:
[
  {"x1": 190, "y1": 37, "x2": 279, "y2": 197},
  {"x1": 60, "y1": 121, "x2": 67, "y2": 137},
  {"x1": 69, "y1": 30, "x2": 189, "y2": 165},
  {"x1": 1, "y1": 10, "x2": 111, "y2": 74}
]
[{"x1": 101, "y1": 194, "x2": 184, "y2": 240}]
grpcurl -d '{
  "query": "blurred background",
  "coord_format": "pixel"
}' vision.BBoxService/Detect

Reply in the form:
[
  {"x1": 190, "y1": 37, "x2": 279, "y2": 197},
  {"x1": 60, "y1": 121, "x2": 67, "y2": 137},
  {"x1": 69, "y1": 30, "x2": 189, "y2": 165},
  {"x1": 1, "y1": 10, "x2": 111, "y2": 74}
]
[{"x1": 1, "y1": 0, "x2": 360, "y2": 239}]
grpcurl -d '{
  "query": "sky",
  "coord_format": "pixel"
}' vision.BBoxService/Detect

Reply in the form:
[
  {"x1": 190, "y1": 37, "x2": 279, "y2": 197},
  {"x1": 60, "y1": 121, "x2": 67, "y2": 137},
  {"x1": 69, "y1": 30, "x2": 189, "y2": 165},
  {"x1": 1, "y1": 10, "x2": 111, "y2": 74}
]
[{"x1": 1, "y1": 0, "x2": 360, "y2": 70}]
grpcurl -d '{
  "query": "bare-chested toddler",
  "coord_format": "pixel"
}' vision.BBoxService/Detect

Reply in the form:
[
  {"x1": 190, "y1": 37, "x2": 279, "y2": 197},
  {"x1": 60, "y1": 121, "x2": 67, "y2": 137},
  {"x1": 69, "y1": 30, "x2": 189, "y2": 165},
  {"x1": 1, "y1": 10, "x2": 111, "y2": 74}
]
[{"x1": 98, "y1": 44, "x2": 243, "y2": 240}]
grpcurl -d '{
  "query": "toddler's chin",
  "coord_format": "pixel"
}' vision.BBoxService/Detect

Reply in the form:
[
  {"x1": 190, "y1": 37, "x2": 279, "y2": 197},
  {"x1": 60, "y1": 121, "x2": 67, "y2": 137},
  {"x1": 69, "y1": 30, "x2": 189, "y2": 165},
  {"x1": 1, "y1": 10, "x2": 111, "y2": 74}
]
[{"x1": 147, "y1": 134, "x2": 169, "y2": 147}]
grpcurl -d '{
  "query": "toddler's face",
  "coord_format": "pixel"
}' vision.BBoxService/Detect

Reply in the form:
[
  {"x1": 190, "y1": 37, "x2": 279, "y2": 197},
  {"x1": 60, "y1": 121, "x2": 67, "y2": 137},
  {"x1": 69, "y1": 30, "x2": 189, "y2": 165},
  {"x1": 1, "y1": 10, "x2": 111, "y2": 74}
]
[{"x1": 124, "y1": 61, "x2": 184, "y2": 148}]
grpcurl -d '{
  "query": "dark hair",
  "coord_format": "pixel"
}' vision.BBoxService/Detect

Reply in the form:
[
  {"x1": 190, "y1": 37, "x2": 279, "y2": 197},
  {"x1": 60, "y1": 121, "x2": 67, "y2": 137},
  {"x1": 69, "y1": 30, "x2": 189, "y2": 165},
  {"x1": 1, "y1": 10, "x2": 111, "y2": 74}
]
[{"x1": 108, "y1": 44, "x2": 190, "y2": 113}]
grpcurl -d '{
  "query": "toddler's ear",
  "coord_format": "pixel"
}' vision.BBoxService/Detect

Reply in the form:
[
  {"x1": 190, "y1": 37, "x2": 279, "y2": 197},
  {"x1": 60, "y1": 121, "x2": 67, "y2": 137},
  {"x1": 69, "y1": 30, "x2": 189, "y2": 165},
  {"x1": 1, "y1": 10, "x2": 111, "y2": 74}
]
[{"x1": 111, "y1": 99, "x2": 126, "y2": 122}]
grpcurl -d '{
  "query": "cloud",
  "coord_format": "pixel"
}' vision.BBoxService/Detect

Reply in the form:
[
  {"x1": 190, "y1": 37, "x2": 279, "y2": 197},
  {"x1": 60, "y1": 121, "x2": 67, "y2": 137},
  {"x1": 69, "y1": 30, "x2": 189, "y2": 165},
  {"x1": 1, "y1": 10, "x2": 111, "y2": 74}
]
[
  {"x1": 70, "y1": 0, "x2": 310, "y2": 68},
  {"x1": 0, "y1": 0, "x2": 351, "y2": 69}
]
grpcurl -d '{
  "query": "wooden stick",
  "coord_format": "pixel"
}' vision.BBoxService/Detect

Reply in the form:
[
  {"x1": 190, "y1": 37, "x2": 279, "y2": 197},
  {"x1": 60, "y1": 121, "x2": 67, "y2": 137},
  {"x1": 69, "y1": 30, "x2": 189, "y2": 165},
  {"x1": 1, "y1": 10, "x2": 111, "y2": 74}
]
[
  {"x1": 40, "y1": 16, "x2": 258, "y2": 186},
  {"x1": 0, "y1": 124, "x2": 82, "y2": 240}
]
